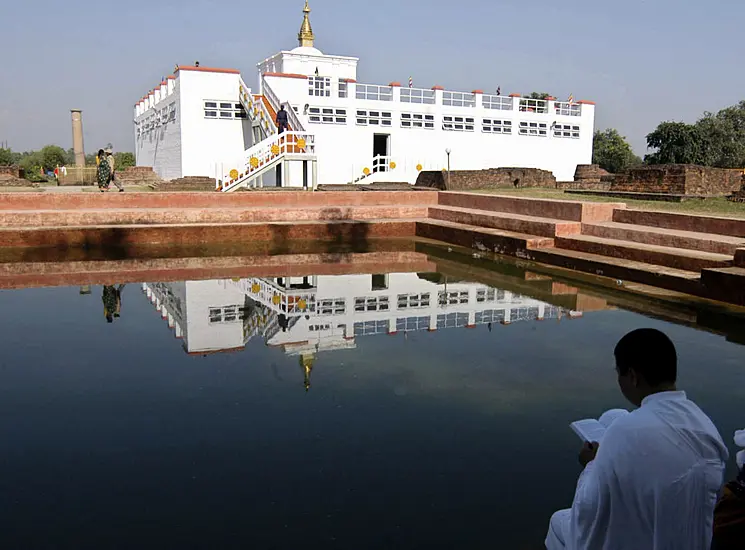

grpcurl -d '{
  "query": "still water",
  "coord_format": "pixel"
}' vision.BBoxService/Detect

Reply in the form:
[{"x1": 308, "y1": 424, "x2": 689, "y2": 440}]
[{"x1": 0, "y1": 267, "x2": 743, "y2": 549}]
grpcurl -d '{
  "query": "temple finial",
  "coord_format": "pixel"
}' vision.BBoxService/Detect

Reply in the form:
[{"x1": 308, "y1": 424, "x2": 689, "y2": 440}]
[{"x1": 298, "y1": 1, "x2": 315, "y2": 48}]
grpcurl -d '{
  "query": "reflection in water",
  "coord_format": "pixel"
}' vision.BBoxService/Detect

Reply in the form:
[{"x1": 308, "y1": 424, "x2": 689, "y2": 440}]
[{"x1": 142, "y1": 273, "x2": 601, "y2": 389}]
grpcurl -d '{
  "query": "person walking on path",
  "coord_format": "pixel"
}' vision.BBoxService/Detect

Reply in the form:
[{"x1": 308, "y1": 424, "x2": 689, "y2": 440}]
[
  {"x1": 545, "y1": 328, "x2": 728, "y2": 550},
  {"x1": 105, "y1": 146, "x2": 124, "y2": 192},
  {"x1": 276, "y1": 105, "x2": 289, "y2": 134},
  {"x1": 96, "y1": 149, "x2": 111, "y2": 191}
]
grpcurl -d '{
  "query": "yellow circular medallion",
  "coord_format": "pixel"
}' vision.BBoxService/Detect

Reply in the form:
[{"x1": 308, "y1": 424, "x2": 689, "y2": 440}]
[
  {"x1": 363, "y1": 167, "x2": 370, "y2": 176},
  {"x1": 272, "y1": 295, "x2": 281, "y2": 305},
  {"x1": 416, "y1": 164, "x2": 423, "y2": 171},
  {"x1": 249, "y1": 157, "x2": 259, "y2": 168},
  {"x1": 229, "y1": 169, "x2": 239, "y2": 180},
  {"x1": 271, "y1": 144, "x2": 280, "y2": 155},
  {"x1": 389, "y1": 161, "x2": 397, "y2": 170},
  {"x1": 251, "y1": 283, "x2": 260, "y2": 293},
  {"x1": 298, "y1": 299, "x2": 307, "y2": 310},
  {"x1": 296, "y1": 138, "x2": 306, "y2": 150}
]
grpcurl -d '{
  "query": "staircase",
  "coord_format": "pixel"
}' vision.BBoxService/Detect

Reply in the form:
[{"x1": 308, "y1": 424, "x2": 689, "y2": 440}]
[
  {"x1": 216, "y1": 78, "x2": 316, "y2": 192},
  {"x1": 417, "y1": 192, "x2": 745, "y2": 306}
]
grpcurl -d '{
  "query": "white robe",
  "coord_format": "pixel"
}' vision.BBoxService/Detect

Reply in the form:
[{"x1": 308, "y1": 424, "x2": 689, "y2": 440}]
[{"x1": 546, "y1": 391, "x2": 728, "y2": 550}]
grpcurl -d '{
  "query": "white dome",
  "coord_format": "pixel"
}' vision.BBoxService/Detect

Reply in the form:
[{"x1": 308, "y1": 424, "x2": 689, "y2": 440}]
[{"x1": 290, "y1": 46, "x2": 323, "y2": 56}]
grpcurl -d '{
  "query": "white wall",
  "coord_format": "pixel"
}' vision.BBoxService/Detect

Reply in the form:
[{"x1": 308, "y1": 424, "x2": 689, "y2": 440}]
[
  {"x1": 134, "y1": 80, "x2": 183, "y2": 180},
  {"x1": 178, "y1": 70, "x2": 252, "y2": 178}
]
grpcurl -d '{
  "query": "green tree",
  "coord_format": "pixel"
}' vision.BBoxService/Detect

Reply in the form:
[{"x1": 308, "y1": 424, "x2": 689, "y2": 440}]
[
  {"x1": 695, "y1": 102, "x2": 745, "y2": 168},
  {"x1": 526, "y1": 92, "x2": 550, "y2": 100},
  {"x1": 0, "y1": 147, "x2": 13, "y2": 166},
  {"x1": 39, "y1": 145, "x2": 67, "y2": 171},
  {"x1": 592, "y1": 129, "x2": 641, "y2": 174},
  {"x1": 114, "y1": 152, "x2": 135, "y2": 170},
  {"x1": 644, "y1": 122, "x2": 704, "y2": 165}
]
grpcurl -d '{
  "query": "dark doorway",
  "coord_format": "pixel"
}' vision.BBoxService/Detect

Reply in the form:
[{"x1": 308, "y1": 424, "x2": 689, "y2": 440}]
[{"x1": 373, "y1": 134, "x2": 390, "y2": 172}]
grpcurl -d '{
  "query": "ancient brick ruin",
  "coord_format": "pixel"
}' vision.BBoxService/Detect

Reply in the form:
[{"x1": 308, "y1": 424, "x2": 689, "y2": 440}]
[{"x1": 415, "y1": 167, "x2": 556, "y2": 191}]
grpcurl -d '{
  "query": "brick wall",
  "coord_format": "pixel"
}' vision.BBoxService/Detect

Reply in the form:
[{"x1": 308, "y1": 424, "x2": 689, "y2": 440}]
[
  {"x1": 0, "y1": 165, "x2": 22, "y2": 178},
  {"x1": 415, "y1": 168, "x2": 556, "y2": 190},
  {"x1": 610, "y1": 165, "x2": 742, "y2": 195}
]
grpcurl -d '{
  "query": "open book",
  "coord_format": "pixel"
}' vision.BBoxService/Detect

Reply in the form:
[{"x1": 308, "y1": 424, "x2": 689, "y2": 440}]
[{"x1": 570, "y1": 409, "x2": 629, "y2": 443}]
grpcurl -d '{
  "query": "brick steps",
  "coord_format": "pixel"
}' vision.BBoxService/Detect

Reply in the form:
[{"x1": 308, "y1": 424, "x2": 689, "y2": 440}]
[
  {"x1": 415, "y1": 219, "x2": 554, "y2": 256},
  {"x1": 582, "y1": 221, "x2": 745, "y2": 255},
  {"x1": 701, "y1": 267, "x2": 745, "y2": 306},
  {"x1": 438, "y1": 191, "x2": 624, "y2": 222},
  {"x1": 428, "y1": 205, "x2": 581, "y2": 238},
  {"x1": 525, "y1": 247, "x2": 703, "y2": 297},
  {"x1": 614, "y1": 209, "x2": 745, "y2": 237},
  {"x1": 555, "y1": 234, "x2": 733, "y2": 272},
  {"x1": 0, "y1": 205, "x2": 431, "y2": 227}
]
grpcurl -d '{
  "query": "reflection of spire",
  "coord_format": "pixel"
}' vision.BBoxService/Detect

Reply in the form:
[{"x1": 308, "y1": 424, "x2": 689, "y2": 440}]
[
  {"x1": 298, "y1": 0, "x2": 315, "y2": 47},
  {"x1": 300, "y1": 353, "x2": 315, "y2": 392}
]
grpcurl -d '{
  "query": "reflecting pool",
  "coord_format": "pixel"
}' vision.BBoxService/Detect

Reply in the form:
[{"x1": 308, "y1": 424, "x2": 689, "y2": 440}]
[{"x1": 0, "y1": 259, "x2": 743, "y2": 548}]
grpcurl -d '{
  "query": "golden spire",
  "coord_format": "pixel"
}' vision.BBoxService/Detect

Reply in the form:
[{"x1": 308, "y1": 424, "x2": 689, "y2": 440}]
[
  {"x1": 300, "y1": 353, "x2": 315, "y2": 392},
  {"x1": 298, "y1": 0, "x2": 315, "y2": 48}
]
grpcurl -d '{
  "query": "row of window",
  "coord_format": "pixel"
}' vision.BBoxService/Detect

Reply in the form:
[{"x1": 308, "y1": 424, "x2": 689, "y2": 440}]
[
  {"x1": 203, "y1": 100, "x2": 247, "y2": 120},
  {"x1": 136, "y1": 103, "x2": 177, "y2": 137},
  {"x1": 303, "y1": 79, "x2": 582, "y2": 116}
]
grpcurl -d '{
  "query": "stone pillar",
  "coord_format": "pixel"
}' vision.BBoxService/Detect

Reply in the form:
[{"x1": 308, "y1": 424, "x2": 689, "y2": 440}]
[{"x1": 70, "y1": 109, "x2": 85, "y2": 167}]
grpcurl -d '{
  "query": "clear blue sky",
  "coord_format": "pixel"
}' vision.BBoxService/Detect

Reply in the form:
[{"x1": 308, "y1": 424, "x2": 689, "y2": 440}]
[{"x1": 1, "y1": 0, "x2": 743, "y2": 156}]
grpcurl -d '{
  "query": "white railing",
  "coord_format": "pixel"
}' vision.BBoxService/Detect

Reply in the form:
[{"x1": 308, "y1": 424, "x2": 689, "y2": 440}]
[
  {"x1": 230, "y1": 278, "x2": 318, "y2": 316},
  {"x1": 217, "y1": 131, "x2": 316, "y2": 192},
  {"x1": 350, "y1": 156, "x2": 442, "y2": 185},
  {"x1": 261, "y1": 76, "x2": 306, "y2": 132},
  {"x1": 554, "y1": 102, "x2": 582, "y2": 116},
  {"x1": 239, "y1": 78, "x2": 277, "y2": 136},
  {"x1": 518, "y1": 98, "x2": 549, "y2": 114}
]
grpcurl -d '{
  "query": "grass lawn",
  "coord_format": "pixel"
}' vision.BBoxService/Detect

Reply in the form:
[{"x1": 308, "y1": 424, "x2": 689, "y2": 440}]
[{"x1": 468, "y1": 188, "x2": 745, "y2": 219}]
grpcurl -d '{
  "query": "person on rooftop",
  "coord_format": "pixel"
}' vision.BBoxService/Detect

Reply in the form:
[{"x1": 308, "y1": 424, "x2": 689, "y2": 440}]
[{"x1": 545, "y1": 328, "x2": 728, "y2": 550}]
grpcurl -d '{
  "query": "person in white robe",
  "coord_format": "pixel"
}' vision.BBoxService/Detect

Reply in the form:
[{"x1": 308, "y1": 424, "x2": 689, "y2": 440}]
[{"x1": 546, "y1": 328, "x2": 729, "y2": 550}]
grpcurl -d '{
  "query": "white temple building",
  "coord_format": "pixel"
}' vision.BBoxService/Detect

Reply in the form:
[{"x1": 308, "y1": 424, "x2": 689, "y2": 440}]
[{"x1": 133, "y1": 2, "x2": 595, "y2": 190}]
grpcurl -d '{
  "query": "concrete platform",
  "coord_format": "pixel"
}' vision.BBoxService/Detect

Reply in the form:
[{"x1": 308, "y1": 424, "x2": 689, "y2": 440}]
[
  {"x1": 613, "y1": 209, "x2": 745, "y2": 237},
  {"x1": 700, "y1": 267, "x2": 745, "y2": 306}
]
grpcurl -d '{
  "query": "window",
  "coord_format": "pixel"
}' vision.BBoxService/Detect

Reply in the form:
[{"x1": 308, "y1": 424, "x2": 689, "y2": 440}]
[
  {"x1": 371, "y1": 274, "x2": 388, "y2": 291},
  {"x1": 519, "y1": 98, "x2": 549, "y2": 114},
  {"x1": 219, "y1": 102, "x2": 232, "y2": 110},
  {"x1": 204, "y1": 101, "x2": 217, "y2": 109},
  {"x1": 354, "y1": 320, "x2": 389, "y2": 336},
  {"x1": 354, "y1": 296, "x2": 390, "y2": 312},
  {"x1": 482, "y1": 94, "x2": 513, "y2": 110},
  {"x1": 205, "y1": 110, "x2": 218, "y2": 119},
  {"x1": 307, "y1": 106, "x2": 347, "y2": 124},
  {"x1": 436, "y1": 312, "x2": 469, "y2": 329},
  {"x1": 338, "y1": 79, "x2": 348, "y2": 98},
  {"x1": 168, "y1": 105, "x2": 176, "y2": 122},
  {"x1": 401, "y1": 112, "x2": 435, "y2": 129},
  {"x1": 400, "y1": 88, "x2": 436, "y2": 104},
  {"x1": 308, "y1": 76, "x2": 331, "y2": 97},
  {"x1": 519, "y1": 121, "x2": 548, "y2": 137},
  {"x1": 482, "y1": 118, "x2": 512, "y2": 134},
  {"x1": 443, "y1": 91, "x2": 476, "y2": 107},
  {"x1": 208, "y1": 305, "x2": 248, "y2": 324},
  {"x1": 396, "y1": 316, "x2": 431, "y2": 332},
  {"x1": 355, "y1": 84, "x2": 393, "y2": 101},
  {"x1": 356, "y1": 109, "x2": 392, "y2": 126},
  {"x1": 317, "y1": 298, "x2": 346, "y2": 315},
  {"x1": 443, "y1": 115, "x2": 474, "y2": 132},
  {"x1": 219, "y1": 111, "x2": 233, "y2": 119},
  {"x1": 438, "y1": 290, "x2": 469, "y2": 305},
  {"x1": 475, "y1": 309, "x2": 506, "y2": 324},
  {"x1": 553, "y1": 123, "x2": 580, "y2": 139},
  {"x1": 476, "y1": 288, "x2": 506, "y2": 302},
  {"x1": 555, "y1": 102, "x2": 581, "y2": 117},
  {"x1": 204, "y1": 100, "x2": 244, "y2": 120},
  {"x1": 397, "y1": 293, "x2": 431, "y2": 309}
]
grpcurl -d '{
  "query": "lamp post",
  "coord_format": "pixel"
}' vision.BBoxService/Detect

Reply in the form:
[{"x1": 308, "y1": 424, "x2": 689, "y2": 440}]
[{"x1": 445, "y1": 148, "x2": 451, "y2": 189}]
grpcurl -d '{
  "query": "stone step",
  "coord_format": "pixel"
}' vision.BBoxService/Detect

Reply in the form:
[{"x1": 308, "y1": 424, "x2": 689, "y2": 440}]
[
  {"x1": 428, "y1": 205, "x2": 581, "y2": 238},
  {"x1": 0, "y1": 205, "x2": 430, "y2": 227},
  {"x1": 0, "y1": 190, "x2": 438, "y2": 210},
  {"x1": 555, "y1": 235, "x2": 733, "y2": 272},
  {"x1": 415, "y1": 219, "x2": 554, "y2": 256},
  {"x1": 614, "y1": 209, "x2": 745, "y2": 237},
  {"x1": 701, "y1": 267, "x2": 745, "y2": 306},
  {"x1": 438, "y1": 191, "x2": 624, "y2": 222},
  {"x1": 736, "y1": 248, "x2": 745, "y2": 267},
  {"x1": 0, "y1": 219, "x2": 418, "y2": 248},
  {"x1": 582, "y1": 221, "x2": 745, "y2": 255},
  {"x1": 525, "y1": 247, "x2": 702, "y2": 297}
]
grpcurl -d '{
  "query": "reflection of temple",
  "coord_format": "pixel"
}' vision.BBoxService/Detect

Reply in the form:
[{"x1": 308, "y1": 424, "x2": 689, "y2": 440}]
[{"x1": 143, "y1": 273, "x2": 586, "y2": 362}]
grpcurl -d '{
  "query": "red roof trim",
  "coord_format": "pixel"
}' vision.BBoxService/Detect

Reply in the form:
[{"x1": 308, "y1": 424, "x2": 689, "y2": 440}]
[
  {"x1": 431, "y1": 85, "x2": 444, "y2": 90},
  {"x1": 577, "y1": 100, "x2": 595, "y2": 105}
]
